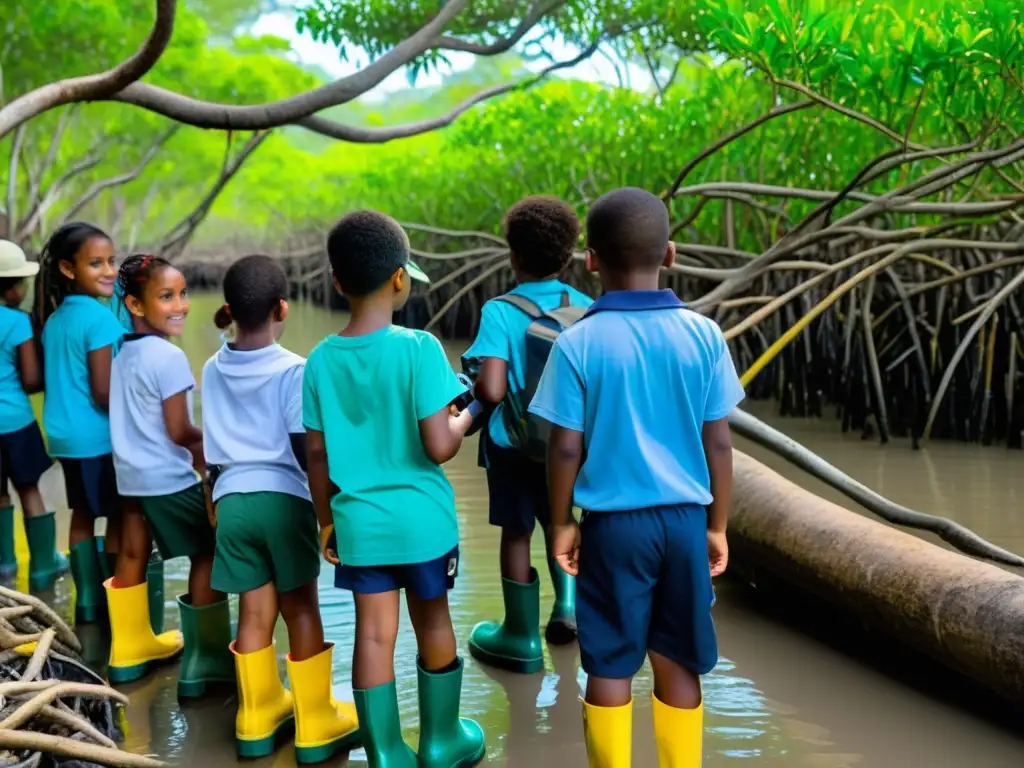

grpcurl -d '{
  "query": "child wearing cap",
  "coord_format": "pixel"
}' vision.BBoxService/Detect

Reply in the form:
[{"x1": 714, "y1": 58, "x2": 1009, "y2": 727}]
[
  {"x1": 0, "y1": 238, "x2": 67, "y2": 590},
  {"x1": 529, "y1": 187, "x2": 745, "y2": 767},
  {"x1": 303, "y1": 210, "x2": 484, "y2": 766}
]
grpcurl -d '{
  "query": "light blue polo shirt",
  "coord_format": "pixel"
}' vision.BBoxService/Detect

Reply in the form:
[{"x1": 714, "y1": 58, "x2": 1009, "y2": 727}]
[
  {"x1": 42, "y1": 295, "x2": 125, "y2": 458},
  {"x1": 0, "y1": 307, "x2": 36, "y2": 434},
  {"x1": 464, "y1": 279, "x2": 592, "y2": 449},
  {"x1": 528, "y1": 289, "x2": 745, "y2": 512}
]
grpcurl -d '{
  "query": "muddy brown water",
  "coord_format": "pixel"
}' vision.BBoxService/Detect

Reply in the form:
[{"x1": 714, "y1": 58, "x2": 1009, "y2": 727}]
[{"x1": 20, "y1": 295, "x2": 1024, "y2": 766}]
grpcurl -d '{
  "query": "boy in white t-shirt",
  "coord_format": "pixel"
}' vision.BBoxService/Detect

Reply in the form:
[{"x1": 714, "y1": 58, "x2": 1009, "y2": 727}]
[{"x1": 108, "y1": 255, "x2": 230, "y2": 696}]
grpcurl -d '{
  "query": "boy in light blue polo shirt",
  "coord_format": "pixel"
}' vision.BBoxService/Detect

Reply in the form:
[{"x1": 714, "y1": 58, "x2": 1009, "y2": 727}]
[
  {"x1": 529, "y1": 187, "x2": 744, "y2": 768},
  {"x1": 463, "y1": 196, "x2": 592, "y2": 674}
]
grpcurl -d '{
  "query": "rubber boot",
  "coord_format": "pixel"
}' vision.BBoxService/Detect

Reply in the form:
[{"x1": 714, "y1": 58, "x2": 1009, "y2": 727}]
[
  {"x1": 286, "y1": 642, "x2": 361, "y2": 764},
  {"x1": 652, "y1": 694, "x2": 703, "y2": 767},
  {"x1": 352, "y1": 680, "x2": 416, "y2": 767},
  {"x1": 176, "y1": 594, "x2": 235, "y2": 700},
  {"x1": 24, "y1": 511, "x2": 69, "y2": 591},
  {"x1": 147, "y1": 554, "x2": 165, "y2": 634},
  {"x1": 232, "y1": 641, "x2": 294, "y2": 758},
  {"x1": 96, "y1": 535, "x2": 113, "y2": 581},
  {"x1": 545, "y1": 552, "x2": 577, "y2": 645},
  {"x1": 0, "y1": 506, "x2": 17, "y2": 578},
  {"x1": 105, "y1": 577, "x2": 184, "y2": 684},
  {"x1": 416, "y1": 658, "x2": 485, "y2": 768},
  {"x1": 582, "y1": 699, "x2": 632, "y2": 768},
  {"x1": 468, "y1": 568, "x2": 543, "y2": 674},
  {"x1": 69, "y1": 539, "x2": 105, "y2": 623}
]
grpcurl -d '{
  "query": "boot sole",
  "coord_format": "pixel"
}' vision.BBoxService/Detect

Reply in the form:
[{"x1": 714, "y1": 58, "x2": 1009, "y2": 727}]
[
  {"x1": 544, "y1": 619, "x2": 578, "y2": 646},
  {"x1": 108, "y1": 648, "x2": 184, "y2": 685},
  {"x1": 468, "y1": 641, "x2": 543, "y2": 674},
  {"x1": 295, "y1": 729, "x2": 362, "y2": 765},
  {"x1": 236, "y1": 716, "x2": 295, "y2": 759},
  {"x1": 178, "y1": 676, "x2": 237, "y2": 701}
]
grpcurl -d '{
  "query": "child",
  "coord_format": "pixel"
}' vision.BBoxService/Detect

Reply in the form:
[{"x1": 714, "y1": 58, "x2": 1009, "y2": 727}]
[
  {"x1": 304, "y1": 210, "x2": 484, "y2": 767},
  {"x1": 35, "y1": 223, "x2": 125, "y2": 622},
  {"x1": 464, "y1": 196, "x2": 592, "y2": 674},
  {"x1": 107, "y1": 254, "x2": 232, "y2": 695},
  {"x1": 0, "y1": 239, "x2": 67, "y2": 589},
  {"x1": 203, "y1": 255, "x2": 359, "y2": 764},
  {"x1": 528, "y1": 188, "x2": 744, "y2": 767}
]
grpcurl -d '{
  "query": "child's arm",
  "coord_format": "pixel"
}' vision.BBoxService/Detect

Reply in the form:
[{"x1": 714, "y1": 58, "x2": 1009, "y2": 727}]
[
  {"x1": 306, "y1": 428, "x2": 339, "y2": 564},
  {"x1": 87, "y1": 346, "x2": 114, "y2": 410},
  {"x1": 474, "y1": 359, "x2": 507, "y2": 404},
  {"x1": 465, "y1": 302, "x2": 509, "y2": 405},
  {"x1": 419, "y1": 405, "x2": 474, "y2": 464},
  {"x1": 416, "y1": 335, "x2": 474, "y2": 464},
  {"x1": 15, "y1": 339, "x2": 43, "y2": 394},
  {"x1": 703, "y1": 418, "x2": 732, "y2": 577},
  {"x1": 163, "y1": 393, "x2": 204, "y2": 473}
]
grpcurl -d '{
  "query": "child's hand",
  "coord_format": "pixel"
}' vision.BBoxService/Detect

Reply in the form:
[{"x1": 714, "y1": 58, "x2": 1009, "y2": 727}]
[
  {"x1": 550, "y1": 521, "x2": 581, "y2": 576},
  {"x1": 320, "y1": 525, "x2": 340, "y2": 565},
  {"x1": 203, "y1": 483, "x2": 217, "y2": 528},
  {"x1": 708, "y1": 530, "x2": 728, "y2": 577}
]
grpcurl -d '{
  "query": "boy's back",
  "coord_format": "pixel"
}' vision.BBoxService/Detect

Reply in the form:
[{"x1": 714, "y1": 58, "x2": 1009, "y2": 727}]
[
  {"x1": 0, "y1": 306, "x2": 35, "y2": 434},
  {"x1": 303, "y1": 326, "x2": 465, "y2": 567}
]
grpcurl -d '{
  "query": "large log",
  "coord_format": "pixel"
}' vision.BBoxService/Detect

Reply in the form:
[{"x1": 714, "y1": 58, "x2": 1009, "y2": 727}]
[{"x1": 729, "y1": 450, "x2": 1024, "y2": 702}]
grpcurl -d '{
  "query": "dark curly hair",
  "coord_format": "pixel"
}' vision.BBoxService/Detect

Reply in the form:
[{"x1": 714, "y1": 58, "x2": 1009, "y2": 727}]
[
  {"x1": 503, "y1": 196, "x2": 581, "y2": 279},
  {"x1": 33, "y1": 222, "x2": 112, "y2": 327},
  {"x1": 215, "y1": 255, "x2": 288, "y2": 332},
  {"x1": 326, "y1": 210, "x2": 409, "y2": 298},
  {"x1": 118, "y1": 253, "x2": 173, "y2": 302}
]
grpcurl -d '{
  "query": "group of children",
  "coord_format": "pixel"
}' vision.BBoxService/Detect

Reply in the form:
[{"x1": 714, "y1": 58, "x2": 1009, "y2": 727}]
[{"x1": 0, "y1": 185, "x2": 742, "y2": 768}]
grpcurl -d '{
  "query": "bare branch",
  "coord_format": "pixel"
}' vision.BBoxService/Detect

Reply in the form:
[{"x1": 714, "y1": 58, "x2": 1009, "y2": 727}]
[
  {"x1": 15, "y1": 143, "x2": 110, "y2": 244},
  {"x1": 0, "y1": 0, "x2": 176, "y2": 139},
  {"x1": 434, "y1": 0, "x2": 565, "y2": 54},
  {"x1": 26, "y1": 106, "x2": 79, "y2": 213},
  {"x1": 5, "y1": 125, "x2": 25, "y2": 238}
]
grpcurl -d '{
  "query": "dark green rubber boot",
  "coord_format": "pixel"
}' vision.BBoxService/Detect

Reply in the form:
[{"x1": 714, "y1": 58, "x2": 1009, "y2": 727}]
[
  {"x1": 69, "y1": 539, "x2": 105, "y2": 623},
  {"x1": 176, "y1": 594, "x2": 235, "y2": 700},
  {"x1": 352, "y1": 680, "x2": 417, "y2": 767},
  {"x1": 416, "y1": 658, "x2": 485, "y2": 768},
  {"x1": 545, "y1": 553, "x2": 577, "y2": 645},
  {"x1": 468, "y1": 568, "x2": 543, "y2": 674},
  {"x1": 147, "y1": 554, "x2": 165, "y2": 634},
  {"x1": 24, "y1": 511, "x2": 70, "y2": 591},
  {"x1": 0, "y1": 506, "x2": 17, "y2": 579}
]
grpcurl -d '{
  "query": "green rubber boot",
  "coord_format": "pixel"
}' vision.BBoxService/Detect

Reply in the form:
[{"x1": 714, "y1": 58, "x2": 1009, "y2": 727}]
[
  {"x1": 416, "y1": 658, "x2": 485, "y2": 768},
  {"x1": 0, "y1": 506, "x2": 17, "y2": 579},
  {"x1": 545, "y1": 553, "x2": 577, "y2": 645},
  {"x1": 176, "y1": 594, "x2": 235, "y2": 700},
  {"x1": 468, "y1": 568, "x2": 543, "y2": 674},
  {"x1": 96, "y1": 536, "x2": 113, "y2": 581},
  {"x1": 24, "y1": 511, "x2": 70, "y2": 592},
  {"x1": 352, "y1": 680, "x2": 417, "y2": 767},
  {"x1": 147, "y1": 554, "x2": 165, "y2": 634},
  {"x1": 69, "y1": 539, "x2": 105, "y2": 623}
]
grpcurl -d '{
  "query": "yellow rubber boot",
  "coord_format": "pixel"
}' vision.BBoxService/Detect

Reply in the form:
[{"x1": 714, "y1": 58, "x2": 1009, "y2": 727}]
[
  {"x1": 233, "y1": 641, "x2": 295, "y2": 758},
  {"x1": 582, "y1": 699, "x2": 632, "y2": 768},
  {"x1": 286, "y1": 642, "x2": 361, "y2": 764},
  {"x1": 105, "y1": 577, "x2": 183, "y2": 685},
  {"x1": 652, "y1": 694, "x2": 703, "y2": 767}
]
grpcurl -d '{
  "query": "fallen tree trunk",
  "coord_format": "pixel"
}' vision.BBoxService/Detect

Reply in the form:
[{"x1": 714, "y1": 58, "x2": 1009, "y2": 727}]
[{"x1": 729, "y1": 450, "x2": 1024, "y2": 703}]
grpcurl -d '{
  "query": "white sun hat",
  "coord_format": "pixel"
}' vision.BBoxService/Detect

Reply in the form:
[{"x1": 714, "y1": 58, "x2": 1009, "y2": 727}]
[{"x1": 0, "y1": 240, "x2": 39, "y2": 279}]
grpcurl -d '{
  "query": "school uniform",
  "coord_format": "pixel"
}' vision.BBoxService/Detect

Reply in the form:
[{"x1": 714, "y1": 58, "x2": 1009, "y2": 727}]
[
  {"x1": 0, "y1": 306, "x2": 51, "y2": 489},
  {"x1": 463, "y1": 280, "x2": 592, "y2": 533},
  {"x1": 302, "y1": 326, "x2": 466, "y2": 598},
  {"x1": 109, "y1": 334, "x2": 213, "y2": 559},
  {"x1": 42, "y1": 295, "x2": 125, "y2": 518},
  {"x1": 528, "y1": 289, "x2": 745, "y2": 680},
  {"x1": 202, "y1": 342, "x2": 319, "y2": 594}
]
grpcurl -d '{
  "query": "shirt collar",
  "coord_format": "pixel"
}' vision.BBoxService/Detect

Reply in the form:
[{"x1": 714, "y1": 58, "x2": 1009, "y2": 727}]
[
  {"x1": 62, "y1": 295, "x2": 101, "y2": 306},
  {"x1": 583, "y1": 289, "x2": 685, "y2": 318}
]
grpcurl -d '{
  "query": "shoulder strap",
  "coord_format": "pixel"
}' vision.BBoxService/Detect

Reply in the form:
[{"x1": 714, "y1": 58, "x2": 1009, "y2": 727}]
[
  {"x1": 559, "y1": 290, "x2": 570, "y2": 309},
  {"x1": 494, "y1": 294, "x2": 544, "y2": 319}
]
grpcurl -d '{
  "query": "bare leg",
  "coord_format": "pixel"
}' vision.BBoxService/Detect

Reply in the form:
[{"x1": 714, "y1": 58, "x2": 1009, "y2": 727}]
[
  {"x1": 113, "y1": 501, "x2": 149, "y2": 587},
  {"x1": 499, "y1": 528, "x2": 532, "y2": 583},
  {"x1": 187, "y1": 553, "x2": 225, "y2": 607},
  {"x1": 585, "y1": 675, "x2": 633, "y2": 707},
  {"x1": 17, "y1": 485, "x2": 46, "y2": 518},
  {"x1": 236, "y1": 583, "x2": 278, "y2": 654},
  {"x1": 406, "y1": 592, "x2": 457, "y2": 671},
  {"x1": 649, "y1": 650, "x2": 701, "y2": 709},
  {"x1": 352, "y1": 591, "x2": 400, "y2": 690},
  {"x1": 68, "y1": 509, "x2": 93, "y2": 549},
  {"x1": 104, "y1": 510, "x2": 122, "y2": 556},
  {"x1": 279, "y1": 580, "x2": 325, "y2": 662}
]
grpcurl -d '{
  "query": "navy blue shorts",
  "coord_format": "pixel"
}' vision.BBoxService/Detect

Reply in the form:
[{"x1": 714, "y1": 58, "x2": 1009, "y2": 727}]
[
  {"x1": 334, "y1": 546, "x2": 459, "y2": 601},
  {"x1": 60, "y1": 454, "x2": 119, "y2": 520},
  {"x1": 576, "y1": 504, "x2": 717, "y2": 679},
  {"x1": 0, "y1": 422, "x2": 52, "y2": 490},
  {"x1": 486, "y1": 442, "x2": 550, "y2": 533}
]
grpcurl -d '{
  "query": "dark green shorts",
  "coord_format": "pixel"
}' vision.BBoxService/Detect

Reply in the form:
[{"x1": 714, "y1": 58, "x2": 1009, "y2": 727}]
[
  {"x1": 138, "y1": 483, "x2": 216, "y2": 560},
  {"x1": 211, "y1": 491, "x2": 320, "y2": 595}
]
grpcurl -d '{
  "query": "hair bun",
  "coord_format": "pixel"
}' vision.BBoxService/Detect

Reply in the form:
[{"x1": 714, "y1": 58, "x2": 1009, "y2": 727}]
[{"x1": 213, "y1": 303, "x2": 232, "y2": 329}]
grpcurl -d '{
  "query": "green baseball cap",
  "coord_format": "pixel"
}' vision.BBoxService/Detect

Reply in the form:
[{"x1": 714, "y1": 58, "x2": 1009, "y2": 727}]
[
  {"x1": 0, "y1": 240, "x2": 39, "y2": 279},
  {"x1": 406, "y1": 259, "x2": 430, "y2": 284}
]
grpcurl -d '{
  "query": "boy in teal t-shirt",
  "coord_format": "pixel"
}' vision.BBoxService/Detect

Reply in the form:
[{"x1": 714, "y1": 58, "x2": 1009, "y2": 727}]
[{"x1": 302, "y1": 210, "x2": 485, "y2": 766}]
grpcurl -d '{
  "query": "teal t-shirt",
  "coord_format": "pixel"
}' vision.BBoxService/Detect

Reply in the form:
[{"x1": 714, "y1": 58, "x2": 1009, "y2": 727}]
[
  {"x1": 302, "y1": 326, "x2": 467, "y2": 567},
  {"x1": 0, "y1": 306, "x2": 36, "y2": 435},
  {"x1": 41, "y1": 295, "x2": 125, "y2": 458}
]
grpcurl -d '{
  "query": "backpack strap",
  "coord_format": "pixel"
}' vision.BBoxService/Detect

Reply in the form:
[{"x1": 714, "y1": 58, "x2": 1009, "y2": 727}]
[
  {"x1": 559, "y1": 290, "x2": 570, "y2": 308},
  {"x1": 494, "y1": 294, "x2": 544, "y2": 319}
]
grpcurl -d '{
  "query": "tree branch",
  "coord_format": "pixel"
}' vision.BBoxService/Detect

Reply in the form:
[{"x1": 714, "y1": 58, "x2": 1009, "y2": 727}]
[
  {"x1": 0, "y1": 0, "x2": 176, "y2": 139},
  {"x1": 5, "y1": 125, "x2": 25, "y2": 238},
  {"x1": 26, "y1": 106, "x2": 79, "y2": 214},
  {"x1": 434, "y1": 0, "x2": 565, "y2": 54}
]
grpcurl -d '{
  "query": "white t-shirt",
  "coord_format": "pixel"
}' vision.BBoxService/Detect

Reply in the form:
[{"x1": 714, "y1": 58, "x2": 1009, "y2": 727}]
[
  {"x1": 110, "y1": 335, "x2": 199, "y2": 497},
  {"x1": 201, "y1": 343, "x2": 309, "y2": 503}
]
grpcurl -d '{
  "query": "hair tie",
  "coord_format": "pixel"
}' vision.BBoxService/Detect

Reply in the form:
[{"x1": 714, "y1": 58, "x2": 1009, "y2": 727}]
[{"x1": 220, "y1": 303, "x2": 231, "y2": 317}]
